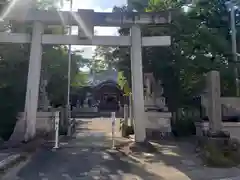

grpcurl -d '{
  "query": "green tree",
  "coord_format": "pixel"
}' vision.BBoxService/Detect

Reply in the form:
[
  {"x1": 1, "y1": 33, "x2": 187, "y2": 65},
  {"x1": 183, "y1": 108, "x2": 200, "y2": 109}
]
[
  {"x1": 112, "y1": 0, "x2": 237, "y2": 115},
  {"x1": 93, "y1": 46, "x2": 117, "y2": 69},
  {"x1": 42, "y1": 45, "x2": 87, "y2": 106},
  {"x1": 0, "y1": 0, "x2": 88, "y2": 139}
]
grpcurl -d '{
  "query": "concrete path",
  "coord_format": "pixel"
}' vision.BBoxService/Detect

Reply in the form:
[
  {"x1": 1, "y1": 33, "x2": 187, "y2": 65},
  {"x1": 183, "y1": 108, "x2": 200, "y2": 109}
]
[
  {"x1": 2, "y1": 118, "x2": 164, "y2": 180},
  {"x1": 3, "y1": 118, "x2": 240, "y2": 180},
  {"x1": 122, "y1": 139, "x2": 240, "y2": 180},
  {"x1": 0, "y1": 148, "x2": 27, "y2": 173}
]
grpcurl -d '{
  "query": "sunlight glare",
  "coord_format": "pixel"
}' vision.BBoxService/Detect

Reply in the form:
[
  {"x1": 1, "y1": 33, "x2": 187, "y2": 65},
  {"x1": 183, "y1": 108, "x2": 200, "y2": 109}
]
[
  {"x1": 0, "y1": 0, "x2": 22, "y2": 21},
  {"x1": 57, "y1": 11, "x2": 67, "y2": 28},
  {"x1": 70, "y1": 11, "x2": 93, "y2": 39}
]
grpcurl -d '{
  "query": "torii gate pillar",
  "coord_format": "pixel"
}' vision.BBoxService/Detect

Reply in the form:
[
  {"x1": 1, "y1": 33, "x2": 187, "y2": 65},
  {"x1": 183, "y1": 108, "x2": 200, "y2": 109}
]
[
  {"x1": 24, "y1": 21, "x2": 43, "y2": 141},
  {"x1": 131, "y1": 25, "x2": 146, "y2": 142}
]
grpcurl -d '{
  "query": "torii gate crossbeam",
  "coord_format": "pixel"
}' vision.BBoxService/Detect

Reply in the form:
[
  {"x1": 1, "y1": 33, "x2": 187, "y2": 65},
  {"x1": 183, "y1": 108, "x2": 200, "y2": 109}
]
[
  {"x1": 0, "y1": 32, "x2": 170, "y2": 46},
  {"x1": 1, "y1": 8, "x2": 172, "y2": 142}
]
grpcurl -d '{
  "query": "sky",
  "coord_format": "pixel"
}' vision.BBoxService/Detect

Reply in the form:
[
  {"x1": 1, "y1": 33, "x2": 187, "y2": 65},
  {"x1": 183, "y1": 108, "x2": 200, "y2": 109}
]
[{"x1": 62, "y1": 0, "x2": 127, "y2": 59}]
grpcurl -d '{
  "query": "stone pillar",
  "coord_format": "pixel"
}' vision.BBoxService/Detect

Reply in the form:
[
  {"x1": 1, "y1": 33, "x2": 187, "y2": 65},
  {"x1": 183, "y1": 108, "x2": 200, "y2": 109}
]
[
  {"x1": 145, "y1": 76, "x2": 151, "y2": 100},
  {"x1": 124, "y1": 104, "x2": 128, "y2": 124},
  {"x1": 24, "y1": 21, "x2": 43, "y2": 141},
  {"x1": 38, "y1": 74, "x2": 49, "y2": 111},
  {"x1": 130, "y1": 25, "x2": 146, "y2": 142},
  {"x1": 207, "y1": 71, "x2": 222, "y2": 132},
  {"x1": 122, "y1": 104, "x2": 129, "y2": 137},
  {"x1": 201, "y1": 94, "x2": 209, "y2": 118},
  {"x1": 129, "y1": 94, "x2": 134, "y2": 127}
]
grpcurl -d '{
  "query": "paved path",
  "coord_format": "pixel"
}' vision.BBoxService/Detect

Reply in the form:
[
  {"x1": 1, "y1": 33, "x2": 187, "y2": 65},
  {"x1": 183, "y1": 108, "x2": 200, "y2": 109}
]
[
  {"x1": 3, "y1": 118, "x2": 240, "y2": 180},
  {"x1": 2, "y1": 118, "x2": 164, "y2": 180}
]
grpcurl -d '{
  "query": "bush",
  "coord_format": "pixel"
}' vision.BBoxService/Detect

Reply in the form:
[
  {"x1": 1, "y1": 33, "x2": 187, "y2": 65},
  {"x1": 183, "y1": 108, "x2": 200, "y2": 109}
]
[
  {"x1": 120, "y1": 119, "x2": 134, "y2": 137},
  {"x1": 172, "y1": 117, "x2": 196, "y2": 137},
  {"x1": 0, "y1": 106, "x2": 19, "y2": 141},
  {"x1": 198, "y1": 137, "x2": 240, "y2": 167},
  {"x1": 0, "y1": 87, "x2": 25, "y2": 141},
  {"x1": 201, "y1": 141, "x2": 240, "y2": 167},
  {"x1": 203, "y1": 144, "x2": 235, "y2": 167}
]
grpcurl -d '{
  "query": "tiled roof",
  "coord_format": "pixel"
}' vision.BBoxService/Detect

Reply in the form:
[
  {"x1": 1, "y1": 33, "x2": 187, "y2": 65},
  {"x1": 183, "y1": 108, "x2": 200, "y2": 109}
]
[{"x1": 88, "y1": 69, "x2": 118, "y2": 87}]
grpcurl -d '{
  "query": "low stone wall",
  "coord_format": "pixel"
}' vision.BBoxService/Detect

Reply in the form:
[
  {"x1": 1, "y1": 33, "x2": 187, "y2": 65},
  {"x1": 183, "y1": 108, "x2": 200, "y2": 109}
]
[
  {"x1": 18, "y1": 111, "x2": 57, "y2": 135},
  {"x1": 36, "y1": 112, "x2": 55, "y2": 134},
  {"x1": 196, "y1": 122, "x2": 240, "y2": 141},
  {"x1": 146, "y1": 112, "x2": 172, "y2": 133},
  {"x1": 72, "y1": 107, "x2": 98, "y2": 113},
  {"x1": 8, "y1": 111, "x2": 60, "y2": 143}
]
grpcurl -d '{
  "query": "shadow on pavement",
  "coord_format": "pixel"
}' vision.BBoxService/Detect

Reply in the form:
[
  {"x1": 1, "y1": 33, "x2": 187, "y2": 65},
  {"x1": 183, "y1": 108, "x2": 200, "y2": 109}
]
[
  {"x1": 12, "y1": 118, "x2": 240, "y2": 180},
  {"x1": 123, "y1": 138, "x2": 240, "y2": 180},
  {"x1": 15, "y1": 119, "x2": 165, "y2": 180}
]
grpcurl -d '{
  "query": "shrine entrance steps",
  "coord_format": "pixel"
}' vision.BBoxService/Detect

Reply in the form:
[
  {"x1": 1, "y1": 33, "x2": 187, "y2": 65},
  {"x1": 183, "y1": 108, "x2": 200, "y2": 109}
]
[{"x1": 71, "y1": 109, "x2": 123, "y2": 119}]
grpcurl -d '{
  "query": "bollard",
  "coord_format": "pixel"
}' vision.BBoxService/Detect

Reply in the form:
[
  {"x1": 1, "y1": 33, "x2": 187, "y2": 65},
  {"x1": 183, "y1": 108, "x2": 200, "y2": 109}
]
[
  {"x1": 124, "y1": 104, "x2": 128, "y2": 125},
  {"x1": 111, "y1": 112, "x2": 116, "y2": 149},
  {"x1": 53, "y1": 112, "x2": 60, "y2": 149}
]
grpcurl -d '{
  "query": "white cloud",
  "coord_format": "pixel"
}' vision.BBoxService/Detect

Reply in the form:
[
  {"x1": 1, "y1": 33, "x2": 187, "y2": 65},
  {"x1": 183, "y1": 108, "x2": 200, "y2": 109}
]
[
  {"x1": 93, "y1": 7, "x2": 119, "y2": 36},
  {"x1": 95, "y1": 27, "x2": 119, "y2": 36},
  {"x1": 94, "y1": 7, "x2": 112, "y2": 12},
  {"x1": 62, "y1": 0, "x2": 93, "y2": 11}
]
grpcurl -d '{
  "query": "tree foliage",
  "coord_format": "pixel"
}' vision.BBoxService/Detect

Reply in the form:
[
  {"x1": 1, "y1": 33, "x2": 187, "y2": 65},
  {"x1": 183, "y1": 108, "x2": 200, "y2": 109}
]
[
  {"x1": 93, "y1": 46, "x2": 117, "y2": 70},
  {"x1": 0, "y1": 0, "x2": 87, "y2": 140},
  {"x1": 95, "y1": 0, "x2": 240, "y2": 113}
]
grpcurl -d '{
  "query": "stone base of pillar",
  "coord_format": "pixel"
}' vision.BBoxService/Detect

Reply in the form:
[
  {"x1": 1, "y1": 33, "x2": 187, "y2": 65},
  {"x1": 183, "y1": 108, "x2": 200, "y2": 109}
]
[
  {"x1": 195, "y1": 122, "x2": 240, "y2": 140},
  {"x1": 8, "y1": 111, "x2": 57, "y2": 144},
  {"x1": 8, "y1": 114, "x2": 26, "y2": 143},
  {"x1": 145, "y1": 111, "x2": 172, "y2": 139}
]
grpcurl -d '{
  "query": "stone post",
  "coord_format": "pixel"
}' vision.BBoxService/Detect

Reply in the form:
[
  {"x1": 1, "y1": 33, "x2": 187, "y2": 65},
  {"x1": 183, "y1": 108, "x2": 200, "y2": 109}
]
[
  {"x1": 124, "y1": 104, "x2": 128, "y2": 125},
  {"x1": 59, "y1": 107, "x2": 68, "y2": 135},
  {"x1": 206, "y1": 71, "x2": 222, "y2": 132},
  {"x1": 122, "y1": 104, "x2": 129, "y2": 137},
  {"x1": 145, "y1": 76, "x2": 151, "y2": 100},
  {"x1": 129, "y1": 94, "x2": 134, "y2": 127}
]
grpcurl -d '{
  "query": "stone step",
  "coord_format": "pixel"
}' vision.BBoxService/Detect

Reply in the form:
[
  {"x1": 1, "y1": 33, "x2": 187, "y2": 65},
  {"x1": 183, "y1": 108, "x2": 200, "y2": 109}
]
[
  {"x1": 72, "y1": 107, "x2": 98, "y2": 113},
  {"x1": 71, "y1": 112, "x2": 100, "y2": 118},
  {"x1": 71, "y1": 111, "x2": 123, "y2": 118}
]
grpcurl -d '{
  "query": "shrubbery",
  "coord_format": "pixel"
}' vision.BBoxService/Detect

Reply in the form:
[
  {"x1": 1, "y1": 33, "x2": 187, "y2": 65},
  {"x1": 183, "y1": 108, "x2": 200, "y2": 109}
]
[
  {"x1": 172, "y1": 117, "x2": 196, "y2": 137},
  {"x1": 199, "y1": 137, "x2": 240, "y2": 167},
  {"x1": 0, "y1": 87, "x2": 25, "y2": 140}
]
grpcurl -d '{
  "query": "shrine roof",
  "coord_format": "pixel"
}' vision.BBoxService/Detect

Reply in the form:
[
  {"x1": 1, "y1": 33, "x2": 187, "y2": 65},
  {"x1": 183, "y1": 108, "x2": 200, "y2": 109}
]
[{"x1": 88, "y1": 69, "x2": 118, "y2": 87}]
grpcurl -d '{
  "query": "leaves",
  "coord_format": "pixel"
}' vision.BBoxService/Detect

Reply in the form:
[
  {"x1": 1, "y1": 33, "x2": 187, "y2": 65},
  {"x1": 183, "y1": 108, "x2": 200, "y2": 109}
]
[
  {"x1": 93, "y1": 46, "x2": 117, "y2": 70},
  {"x1": 0, "y1": 0, "x2": 88, "y2": 139},
  {"x1": 117, "y1": 71, "x2": 131, "y2": 95},
  {"x1": 108, "y1": 0, "x2": 239, "y2": 112}
]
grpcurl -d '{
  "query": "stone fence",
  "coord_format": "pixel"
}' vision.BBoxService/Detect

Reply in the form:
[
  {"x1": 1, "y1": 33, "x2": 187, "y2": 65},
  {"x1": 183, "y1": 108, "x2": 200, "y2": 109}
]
[
  {"x1": 17, "y1": 111, "x2": 57, "y2": 136},
  {"x1": 197, "y1": 71, "x2": 240, "y2": 141},
  {"x1": 9, "y1": 110, "x2": 63, "y2": 143}
]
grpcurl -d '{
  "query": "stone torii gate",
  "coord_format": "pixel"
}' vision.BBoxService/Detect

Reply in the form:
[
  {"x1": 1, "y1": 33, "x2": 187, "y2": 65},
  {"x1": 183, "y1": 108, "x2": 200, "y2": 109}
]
[{"x1": 1, "y1": 4, "x2": 172, "y2": 142}]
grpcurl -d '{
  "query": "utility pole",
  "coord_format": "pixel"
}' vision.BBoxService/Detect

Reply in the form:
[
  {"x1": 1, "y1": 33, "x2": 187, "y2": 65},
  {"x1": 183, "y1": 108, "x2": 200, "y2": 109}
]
[
  {"x1": 229, "y1": 1, "x2": 240, "y2": 96},
  {"x1": 67, "y1": 0, "x2": 73, "y2": 134}
]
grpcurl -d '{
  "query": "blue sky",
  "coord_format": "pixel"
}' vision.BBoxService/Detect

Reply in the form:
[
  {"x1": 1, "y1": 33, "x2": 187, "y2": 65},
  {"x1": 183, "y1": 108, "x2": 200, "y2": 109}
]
[{"x1": 62, "y1": 0, "x2": 127, "y2": 59}]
